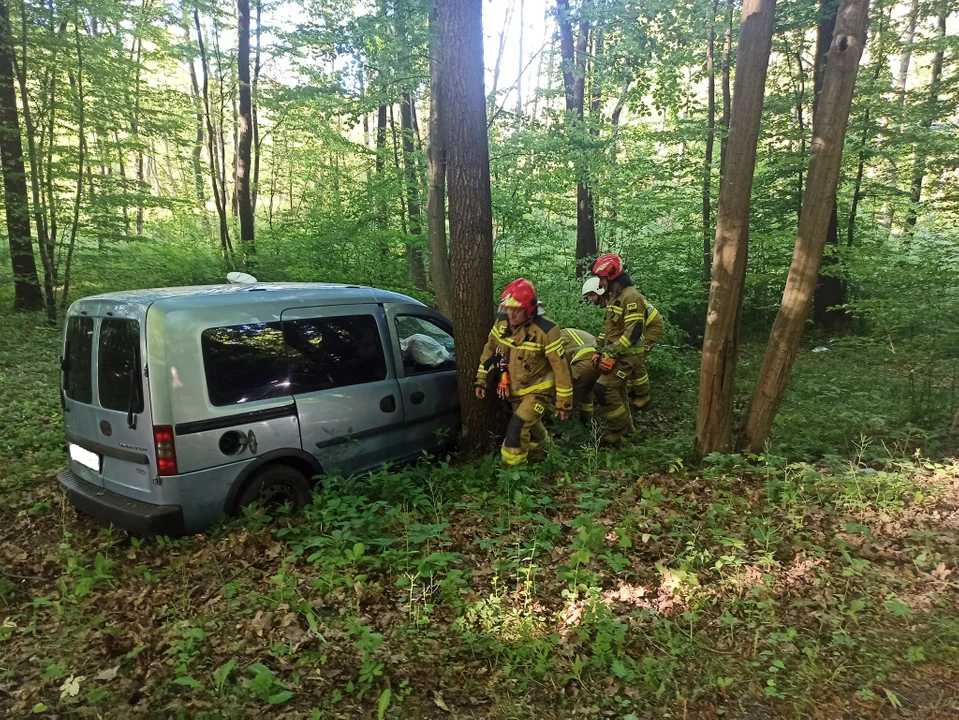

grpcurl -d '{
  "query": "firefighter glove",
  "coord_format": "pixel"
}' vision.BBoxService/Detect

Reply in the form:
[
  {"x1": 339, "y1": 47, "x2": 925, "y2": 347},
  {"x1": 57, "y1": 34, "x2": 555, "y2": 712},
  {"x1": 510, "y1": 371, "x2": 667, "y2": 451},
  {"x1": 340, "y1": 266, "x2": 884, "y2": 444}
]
[
  {"x1": 599, "y1": 354, "x2": 617, "y2": 373},
  {"x1": 497, "y1": 371, "x2": 511, "y2": 399}
]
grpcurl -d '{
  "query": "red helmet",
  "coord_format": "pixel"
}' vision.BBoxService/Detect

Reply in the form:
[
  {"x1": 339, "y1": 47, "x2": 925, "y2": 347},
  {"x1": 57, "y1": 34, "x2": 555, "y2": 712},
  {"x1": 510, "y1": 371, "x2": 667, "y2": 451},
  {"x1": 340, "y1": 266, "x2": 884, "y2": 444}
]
[
  {"x1": 499, "y1": 278, "x2": 538, "y2": 316},
  {"x1": 592, "y1": 253, "x2": 624, "y2": 280}
]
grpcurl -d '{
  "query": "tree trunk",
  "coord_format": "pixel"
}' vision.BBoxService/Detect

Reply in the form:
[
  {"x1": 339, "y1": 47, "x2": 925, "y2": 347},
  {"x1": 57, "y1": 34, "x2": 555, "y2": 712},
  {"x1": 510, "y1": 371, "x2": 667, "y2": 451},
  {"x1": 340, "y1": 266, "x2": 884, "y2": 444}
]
[
  {"x1": 400, "y1": 92, "x2": 427, "y2": 289},
  {"x1": 702, "y1": 0, "x2": 718, "y2": 285},
  {"x1": 741, "y1": 0, "x2": 869, "y2": 454},
  {"x1": 427, "y1": 6, "x2": 452, "y2": 316},
  {"x1": 556, "y1": 0, "x2": 597, "y2": 271},
  {"x1": 14, "y1": 0, "x2": 54, "y2": 319},
  {"x1": 516, "y1": 0, "x2": 524, "y2": 123},
  {"x1": 812, "y1": 0, "x2": 846, "y2": 329},
  {"x1": 719, "y1": 0, "x2": 732, "y2": 184},
  {"x1": 694, "y1": 0, "x2": 778, "y2": 457},
  {"x1": 60, "y1": 17, "x2": 87, "y2": 311},
  {"x1": 436, "y1": 0, "x2": 500, "y2": 450},
  {"x1": 847, "y1": 3, "x2": 888, "y2": 247},
  {"x1": 894, "y1": 0, "x2": 918, "y2": 103},
  {"x1": 194, "y1": 10, "x2": 232, "y2": 258},
  {"x1": 188, "y1": 61, "x2": 206, "y2": 205},
  {"x1": 375, "y1": 103, "x2": 388, "y2": 231},
  {"x1": 236, "y1": 0, "x2": 255, "y2": 261},
  {"x1": 905, "y1": 11, "x2": 945, "y2": 229},
  {"x1": 0, "y1": 0, "x2": 41, "y2": 310}
]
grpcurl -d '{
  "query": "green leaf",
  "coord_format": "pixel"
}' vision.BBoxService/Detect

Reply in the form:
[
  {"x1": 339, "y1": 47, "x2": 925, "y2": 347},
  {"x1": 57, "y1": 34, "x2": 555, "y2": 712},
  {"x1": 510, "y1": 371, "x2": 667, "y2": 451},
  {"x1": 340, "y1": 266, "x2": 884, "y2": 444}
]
[
  {"x1": 174, "y1": 676, "x2": 202, "y2": 689},
  {"x1": 267, "y1": 690, "x2": 294, "y2": 705},
  {"x1": 32, "y1": 704, "x2": 48, "y2": 714},
  {"x1": 377, "y1": 688, "x2": 392, "y2": 719},
  {"x1": 882, "y1": 598, "x2": 913, "y2": 617}
]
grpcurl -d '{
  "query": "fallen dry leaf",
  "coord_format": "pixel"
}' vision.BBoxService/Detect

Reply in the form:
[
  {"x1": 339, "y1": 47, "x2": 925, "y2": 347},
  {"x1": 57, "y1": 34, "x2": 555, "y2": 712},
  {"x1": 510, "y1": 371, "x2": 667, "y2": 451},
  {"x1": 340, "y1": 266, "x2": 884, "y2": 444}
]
[{"x1": 94, "y1": 665, "x2": 120, "y2": 681}]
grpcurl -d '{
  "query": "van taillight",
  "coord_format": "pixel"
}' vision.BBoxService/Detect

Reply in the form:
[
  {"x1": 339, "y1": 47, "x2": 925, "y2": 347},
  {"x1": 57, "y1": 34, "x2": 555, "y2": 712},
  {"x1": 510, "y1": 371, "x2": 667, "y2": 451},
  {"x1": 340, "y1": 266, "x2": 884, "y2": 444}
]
[{"x1": 154, "y1": 425, "x2": 178, "y2": 476}]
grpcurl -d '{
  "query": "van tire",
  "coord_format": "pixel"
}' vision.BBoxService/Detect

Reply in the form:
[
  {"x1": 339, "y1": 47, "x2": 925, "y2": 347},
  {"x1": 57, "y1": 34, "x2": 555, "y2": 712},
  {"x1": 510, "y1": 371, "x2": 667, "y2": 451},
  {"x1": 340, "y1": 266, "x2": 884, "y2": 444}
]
[{"x1": 235, "y1": 464, "x2": 311, "y2": 512}]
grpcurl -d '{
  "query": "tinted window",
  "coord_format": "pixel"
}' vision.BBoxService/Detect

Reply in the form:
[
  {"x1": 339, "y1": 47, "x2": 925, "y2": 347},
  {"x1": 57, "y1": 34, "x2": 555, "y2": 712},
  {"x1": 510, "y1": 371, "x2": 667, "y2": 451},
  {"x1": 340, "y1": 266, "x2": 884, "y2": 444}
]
[
  {"x1": 201, "y1": 323, "x2": 291, "y2": 406},
  {"x1": 395, "y1": 316, "x2": 455, "y2": 375},
  {"x1": 98, "y1": 319, "x2": 144, "y2": 412},
  {"x1": 64, "y1": 317, "x2": 94, "y2": 404},
  {"x1": 285, "y1": 315, "x2": 387, "y2": 393}
]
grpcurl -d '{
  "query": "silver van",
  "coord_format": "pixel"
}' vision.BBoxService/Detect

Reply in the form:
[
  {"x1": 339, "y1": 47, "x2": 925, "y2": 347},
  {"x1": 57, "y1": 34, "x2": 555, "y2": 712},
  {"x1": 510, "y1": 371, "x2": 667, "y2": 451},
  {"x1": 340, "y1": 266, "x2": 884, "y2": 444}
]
[{"x1": 57, "y1": 283, "x2": 459, "y2": 535}]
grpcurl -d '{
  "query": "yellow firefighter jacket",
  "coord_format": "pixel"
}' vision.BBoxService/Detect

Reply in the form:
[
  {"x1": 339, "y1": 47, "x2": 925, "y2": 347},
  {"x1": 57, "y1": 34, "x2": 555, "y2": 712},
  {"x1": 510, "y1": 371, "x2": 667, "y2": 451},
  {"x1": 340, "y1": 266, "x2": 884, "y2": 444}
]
[
  {"x1": 597, "y1": 275, "x2": 661, "y2": 355},
  {"x1": 475, "y1": 313, "x2": 573, "y2": 410},
  {"x1": 561, "y1": 328, "x2": 597, "y2": 365}
]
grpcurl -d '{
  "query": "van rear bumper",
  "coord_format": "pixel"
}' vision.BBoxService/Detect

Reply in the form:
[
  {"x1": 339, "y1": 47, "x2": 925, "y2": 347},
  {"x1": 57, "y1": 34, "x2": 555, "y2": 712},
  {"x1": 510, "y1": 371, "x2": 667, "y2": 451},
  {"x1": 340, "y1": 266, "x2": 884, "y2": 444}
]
[{"x1": 57, "y1": 471, "x2": 185, "y2": 536}]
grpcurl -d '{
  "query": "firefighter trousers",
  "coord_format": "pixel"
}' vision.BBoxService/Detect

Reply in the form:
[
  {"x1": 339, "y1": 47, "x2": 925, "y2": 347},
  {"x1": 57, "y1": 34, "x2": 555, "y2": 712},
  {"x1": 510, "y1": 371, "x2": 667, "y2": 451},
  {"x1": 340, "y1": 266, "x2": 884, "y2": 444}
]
[
  {"x1": 571, "y1": 360, "x2": 601, "y2": 422},
  {"x1": 593, "y1": 356, "x2": 645, "y2": 443},
  {"x1": 628, "y1": 319, "x2": 664, "y2": 406},
  {"x1": 501, "y1": 394, "x2": 554, "y2": 466}
]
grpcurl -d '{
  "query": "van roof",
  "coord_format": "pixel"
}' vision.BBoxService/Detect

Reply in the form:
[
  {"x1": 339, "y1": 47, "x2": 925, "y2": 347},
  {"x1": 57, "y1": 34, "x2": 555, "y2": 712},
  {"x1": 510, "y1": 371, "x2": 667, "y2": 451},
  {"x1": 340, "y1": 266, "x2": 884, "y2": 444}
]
[{"x1": 69, "y1": 282, "x2": 425, "y2": 314}]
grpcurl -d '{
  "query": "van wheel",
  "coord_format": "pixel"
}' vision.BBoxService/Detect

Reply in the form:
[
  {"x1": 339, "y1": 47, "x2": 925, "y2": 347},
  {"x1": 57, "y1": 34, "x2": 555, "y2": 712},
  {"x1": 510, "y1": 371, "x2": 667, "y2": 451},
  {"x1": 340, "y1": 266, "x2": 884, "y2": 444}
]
[{"x1": 236, "y1": 465, "x2": 311, "y2": 512}]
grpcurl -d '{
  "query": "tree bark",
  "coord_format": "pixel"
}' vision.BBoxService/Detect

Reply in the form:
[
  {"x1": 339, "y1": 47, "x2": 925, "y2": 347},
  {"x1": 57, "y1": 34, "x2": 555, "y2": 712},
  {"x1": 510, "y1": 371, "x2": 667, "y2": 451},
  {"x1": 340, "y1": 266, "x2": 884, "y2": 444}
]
[
  {"x1": 436, "y1": 0, "x2": 500, "y2": 450},
  {"x1": 0, "y1": 0, "x2": 41, "y2": 310},
  {"x1": 236, "y1": 0, "x2": 255, "y2": 261},
  {"x1": 905, "y1": 10, "x2": 945, "y2": 229},
  {"x1": 703, "y1": 0, "x2": 718, "y2": 285},
  {"x1": 694, "y1": 0, "x2": 778, "y2": 457},
  {"x1": 194, "y1": 10, "x2": 232, "y2": 258},
  {"x1": 742, "y1": 0, "x2": 869, "y2": 453},
  {"x1": 894, "y1": 0, "x2": 918, "y2": 103},
  {"x1": 516, "y1": 0, "x2": 524, "y2": 123},
  {"x1": 719, "y1": 0, "x2": 732, "y2": 184},
  {"x1": 427, "y1": 5, "x2": 452, "y2": 316},
  {"x1": 812, "y1": 0, "x2": 846, "y2": 329}
]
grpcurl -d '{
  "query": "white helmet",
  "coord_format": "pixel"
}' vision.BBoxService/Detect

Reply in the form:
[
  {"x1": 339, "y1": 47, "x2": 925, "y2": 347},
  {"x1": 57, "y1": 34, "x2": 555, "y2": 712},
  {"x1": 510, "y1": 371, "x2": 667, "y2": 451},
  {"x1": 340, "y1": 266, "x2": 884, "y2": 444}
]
[{"x1": 581, "y1": 276, "x2": 605, "y2": 297}]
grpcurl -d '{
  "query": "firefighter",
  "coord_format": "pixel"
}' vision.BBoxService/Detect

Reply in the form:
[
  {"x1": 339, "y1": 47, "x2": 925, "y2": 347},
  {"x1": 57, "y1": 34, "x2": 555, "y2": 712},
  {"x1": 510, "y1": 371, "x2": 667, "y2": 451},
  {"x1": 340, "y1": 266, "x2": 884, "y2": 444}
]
[
  {"x1": 475, "y1": 279, "x2": 573, "y2": 466},
  {"x1": 561, "y1": 327, "x2": 600, "y2": 422},
  {"x1": 587, "y1": 254, "x2": 663, "y2": 443}
]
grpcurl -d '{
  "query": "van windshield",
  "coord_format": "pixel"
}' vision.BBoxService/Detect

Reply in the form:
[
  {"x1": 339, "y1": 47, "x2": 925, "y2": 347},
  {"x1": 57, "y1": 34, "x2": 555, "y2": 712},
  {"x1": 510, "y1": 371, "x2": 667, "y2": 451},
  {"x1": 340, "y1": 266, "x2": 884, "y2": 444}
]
[{"x1": 98, "y1": 319, "x2": 144, "y2": 413}]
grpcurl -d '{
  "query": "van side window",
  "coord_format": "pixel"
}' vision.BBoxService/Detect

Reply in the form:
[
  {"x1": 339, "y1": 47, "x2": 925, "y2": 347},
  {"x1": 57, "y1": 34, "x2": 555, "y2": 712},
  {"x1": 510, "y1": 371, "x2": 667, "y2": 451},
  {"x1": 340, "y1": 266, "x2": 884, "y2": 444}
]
[
  {"x1": 64, "y1": 317, "x2": 94, "y2": 404},
  {"x1": 394, "y1": 316, "x2": 455, "y2": 375},
  {"x1": 285, "y1": 315, "x2": 387, "y2": 393},
  {"x1": 98, "y1": 319, "x2": 145, "y2": 413},
  {"x1": 201, "y1": 323, "x2": 291, "y2": 406}
]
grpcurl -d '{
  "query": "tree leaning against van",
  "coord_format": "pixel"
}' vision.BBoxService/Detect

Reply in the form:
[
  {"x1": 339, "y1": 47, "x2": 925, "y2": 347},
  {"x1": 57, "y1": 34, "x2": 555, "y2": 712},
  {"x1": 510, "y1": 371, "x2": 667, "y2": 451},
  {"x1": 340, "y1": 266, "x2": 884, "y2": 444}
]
[{"x1": 475, "y1": 279, "x2": 573, "y2": 466}]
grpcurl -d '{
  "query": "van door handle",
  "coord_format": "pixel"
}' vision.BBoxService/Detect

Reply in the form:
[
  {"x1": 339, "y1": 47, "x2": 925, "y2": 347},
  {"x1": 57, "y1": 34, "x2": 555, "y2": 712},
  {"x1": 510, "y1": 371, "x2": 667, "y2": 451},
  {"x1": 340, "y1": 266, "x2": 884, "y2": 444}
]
[
  {"x1": 410, "y1": 391, "x2": 425, "y2": 405},
  {"x1": 380, "y1": 395, "x2": 397, "y2": 413}
]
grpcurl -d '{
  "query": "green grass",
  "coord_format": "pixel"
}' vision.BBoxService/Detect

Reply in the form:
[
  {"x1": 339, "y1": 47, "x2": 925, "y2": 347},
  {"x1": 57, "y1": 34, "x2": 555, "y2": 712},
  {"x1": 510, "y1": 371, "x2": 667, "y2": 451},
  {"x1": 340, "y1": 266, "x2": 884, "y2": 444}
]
[{"x1": 0, "y1": 302, "x2": 957, "y2": 718}]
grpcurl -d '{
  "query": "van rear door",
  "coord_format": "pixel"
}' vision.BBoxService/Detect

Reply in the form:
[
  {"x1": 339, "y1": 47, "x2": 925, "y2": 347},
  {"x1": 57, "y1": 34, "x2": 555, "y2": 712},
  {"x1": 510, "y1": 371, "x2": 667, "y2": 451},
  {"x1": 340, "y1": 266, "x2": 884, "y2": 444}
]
[
  {"x1": 281, "y1": 304, "x2": 406, "y2": 474},
  {"x1": 62, "y1": 307, "x2": 158, "y2": 503}
]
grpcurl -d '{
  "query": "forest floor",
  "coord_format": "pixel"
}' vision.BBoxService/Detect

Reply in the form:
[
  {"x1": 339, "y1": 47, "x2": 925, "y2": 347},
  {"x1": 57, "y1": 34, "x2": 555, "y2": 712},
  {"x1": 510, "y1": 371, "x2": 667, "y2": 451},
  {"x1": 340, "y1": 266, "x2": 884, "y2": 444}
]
[{"x1": 1, "y1": 309, "x2": 958, "y2": 719}]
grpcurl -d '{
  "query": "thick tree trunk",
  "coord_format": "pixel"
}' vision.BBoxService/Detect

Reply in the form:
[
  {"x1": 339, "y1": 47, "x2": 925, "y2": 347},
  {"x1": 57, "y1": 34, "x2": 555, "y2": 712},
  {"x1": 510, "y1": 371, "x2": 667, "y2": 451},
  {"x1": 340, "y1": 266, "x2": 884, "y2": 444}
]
[
  {"x1": 894, "y1": 0, "x2": 918, "y2": 102},
  {"x1": 194, "y1": 11, "x2": 232, "y2": 258},
  {"x1": 694, "y1": 0, "x2": 778, "y2": 457},
  {"x1": 905, "y1": 11, "x2": 945, "y2": 229},
  {"x1": 400, "y1": 92, "x2": 427, "y2": 289},
  {"x1": 236, "y1": 0, "x2": 255, "y2": 260},
  {"x1": 0, "y1": 0, "x2": 41, "y2": 310},
  {"x1": 188, "y1": 61, "x2": 206, "y2": 205},
  {"x1": 703, "y1": 0, "x2": 718, "y2": 285},
  {"x1": 741, "y1": 0, "x2": 869, "y2": 453},
  {"x1": 812, "y1": 0, "x2": 846, "y2": 329},
  {"x1": 719, "y1": 0, "x2": 732, "y2": 184},
  {"x1": 427, "y1": 6, "x2": 453, "y2": 316},
  {"x1": 436, "y1": 0, "x2": 500, "y2": 450}
]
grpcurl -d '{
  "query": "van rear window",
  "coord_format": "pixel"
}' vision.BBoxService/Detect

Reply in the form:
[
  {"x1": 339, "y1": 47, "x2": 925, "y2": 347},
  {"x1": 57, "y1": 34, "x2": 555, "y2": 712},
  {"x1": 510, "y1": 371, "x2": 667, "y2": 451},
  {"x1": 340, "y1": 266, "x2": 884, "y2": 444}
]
[
  {"x1": 98, "y1": 319, "x2": 144, "y2": 413},
  {"x1": 201, "y1": 323, "x2": 291, "y2": 406},
  {"x1": 64, "y1": 317, "x2": 94, "y2": 404}
]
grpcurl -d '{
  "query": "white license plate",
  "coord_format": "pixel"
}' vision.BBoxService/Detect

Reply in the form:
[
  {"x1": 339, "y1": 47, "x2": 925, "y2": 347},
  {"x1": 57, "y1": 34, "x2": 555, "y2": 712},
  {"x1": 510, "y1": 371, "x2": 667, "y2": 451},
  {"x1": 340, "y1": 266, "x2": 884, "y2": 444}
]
[{"x1": 69, "y1": 444, "x2": 101, "y2": 473}]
